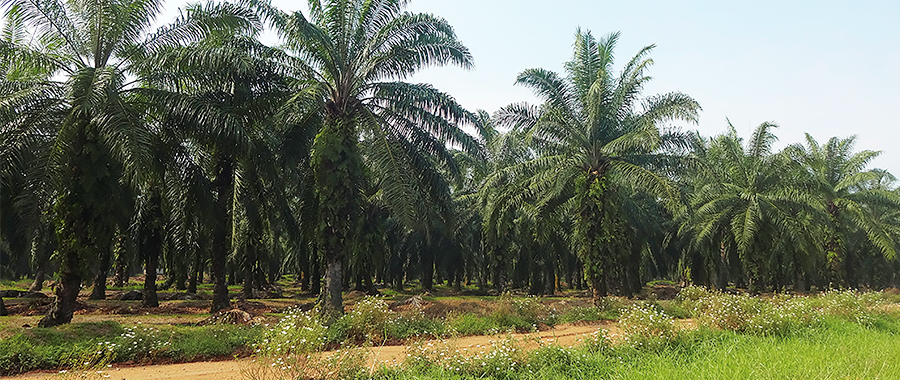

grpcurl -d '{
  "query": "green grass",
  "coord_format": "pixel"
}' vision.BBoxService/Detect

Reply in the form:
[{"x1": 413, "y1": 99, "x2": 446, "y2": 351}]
[
  {"x1": 379, "y1": 317, "x2": 900, "y2": 379},
  {"x1": 0, "y1": 320, "x2": 261, "y2": 376}
]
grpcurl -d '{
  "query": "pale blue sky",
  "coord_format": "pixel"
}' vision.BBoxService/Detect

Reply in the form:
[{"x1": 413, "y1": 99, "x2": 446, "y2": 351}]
[{"x1": 167, "y1": 1, "x2": 900, "y2": 175}]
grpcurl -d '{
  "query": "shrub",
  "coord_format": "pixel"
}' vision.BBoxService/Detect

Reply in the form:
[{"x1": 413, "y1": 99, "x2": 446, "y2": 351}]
[
  {"x1": 0, "y1": 335, "x2": 48, "y2": 376},
  {"x1": 104, "y1": 324, "x2": 172, "y2": 361},
  {"x1": 171, "y1": 325, "x2": 259, "y2": 360},
  {"x1": 675, "y1": 285, "x2": 715, "y2": 315},
  {"x1": 404, "y1": 335, "x2": 526, "y2": 378},
  {"x1": 528, "y1": 345, "x2": 579, "y2": 374},
  {"x1": 618, "y1": 302, "x2": 676, "y2": 349},
  {"x1": 743, "y1": 295, "x2": 820, "y2": 336},
  {"x1": 255, "y1": 308, "x2": 327, "y2": 356},
  {"x1": 0, "y1": 321, "x2": 259, "y2": 376},
  {"x1": 244, "y1": 345, "x2": 369, "y2": 380},
  {"x1": 681, "y1": 288, "x2": 821, "y2": 336},
  {"x1": 814, "y1": 289, "x2": 881, "y2": 325},
  {"x1": 486, "y1": 293, "x2": 551, "y2": 333},
  {"x1": 579, "y1": 328, "x2": 612, "y2": 353},
  {"x1": 329, "y1": 296, "x2": 393, "y2": 343},
  {"x1": 657, "y1": 301, "x2": 692, "y2": 319}
]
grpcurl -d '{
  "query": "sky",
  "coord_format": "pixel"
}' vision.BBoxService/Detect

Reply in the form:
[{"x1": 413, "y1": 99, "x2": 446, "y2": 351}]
[{"x1": 137, "y1": 0, "x2": 900, "y2": 176}]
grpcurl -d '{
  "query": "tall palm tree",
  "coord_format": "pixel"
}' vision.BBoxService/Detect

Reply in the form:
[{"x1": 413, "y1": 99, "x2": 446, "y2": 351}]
[
  {"x1": 272, "y1": 0, "x2": 479, "y2": 316},
  {"x1": 787, "y1": 134, "x2": 900, "y2": 287},
  {"x1": 0, "y1": 0, "x2": 258, "y2": 325},
  {"x1": 490, "y1": 30, "x2": 700, "y2": 299}
]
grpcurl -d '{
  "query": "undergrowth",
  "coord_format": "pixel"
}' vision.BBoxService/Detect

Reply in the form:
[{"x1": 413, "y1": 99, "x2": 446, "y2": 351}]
[
  {"x1": 374, "y1": 317, "x2": 900, "y2": 379},
  {"x1": 0, "y1": 321, "x2": 260, "y2": 376}
]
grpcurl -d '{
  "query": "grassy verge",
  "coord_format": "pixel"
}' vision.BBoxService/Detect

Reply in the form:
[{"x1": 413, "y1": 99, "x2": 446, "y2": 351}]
[
  {"x1": 0, "y1": 321, "x2": 261, "y2": 376},
  {"x1": 378, "y1": 316, "x2": 900, "y2": 379}
]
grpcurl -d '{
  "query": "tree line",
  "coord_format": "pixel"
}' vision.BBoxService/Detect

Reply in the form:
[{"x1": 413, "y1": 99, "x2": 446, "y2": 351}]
[{"x1": 1, "y1": 0, "x2": 898, "y2": 326}]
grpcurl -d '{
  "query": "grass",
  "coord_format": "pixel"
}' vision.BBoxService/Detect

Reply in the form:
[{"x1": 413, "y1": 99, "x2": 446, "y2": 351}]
[
  {"x1": 379, "y1": 317, "x2": 900, "y2": 379},
  {"x1": 4, "y1": 286, "x2": 899, "y2": 377},
  {"x1": 0, "y1": 320, "x2": 261, "y2": 376}
]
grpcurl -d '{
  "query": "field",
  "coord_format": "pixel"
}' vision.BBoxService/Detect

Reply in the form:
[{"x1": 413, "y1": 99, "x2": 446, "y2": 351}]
[{"x1": 2, "y1": 280, "x2": 900, "y2": 379}]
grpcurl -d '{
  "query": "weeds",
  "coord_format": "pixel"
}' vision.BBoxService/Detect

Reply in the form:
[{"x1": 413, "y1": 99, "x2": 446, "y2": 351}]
[
  {"x1": 404, "y1": 335, "x2": 527, "y2": 377},
  {"x1": 0, "y1": 321, "x2": 260, "y2": 376},
  {"x1": 676, "y1": 286, "x2": 890, "y2": 336},
  {"x1": 617, "y1": 302, "x2": 676, "y2": 349}
]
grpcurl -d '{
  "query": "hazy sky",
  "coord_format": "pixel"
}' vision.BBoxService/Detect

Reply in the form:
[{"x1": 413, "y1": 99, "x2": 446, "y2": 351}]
[{"x1": 165, "y1": 1, "x2": 900, "y2": 175}]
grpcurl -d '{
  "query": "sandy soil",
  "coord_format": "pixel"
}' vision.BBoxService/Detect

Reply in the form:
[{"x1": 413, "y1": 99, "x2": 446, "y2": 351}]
[{"x1": 10, "y1": 321, "x2": 620, "y2": 380}]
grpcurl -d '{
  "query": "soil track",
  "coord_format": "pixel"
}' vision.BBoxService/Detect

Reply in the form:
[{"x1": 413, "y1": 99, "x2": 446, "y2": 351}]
[{"x1": 11, "y1": 321, "x2": 620, "y2": 380}]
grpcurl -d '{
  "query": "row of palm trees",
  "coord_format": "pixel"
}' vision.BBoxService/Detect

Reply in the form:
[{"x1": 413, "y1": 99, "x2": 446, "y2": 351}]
[{"x1": 1, "y1": 0, "x2": 898, "y2": 326}]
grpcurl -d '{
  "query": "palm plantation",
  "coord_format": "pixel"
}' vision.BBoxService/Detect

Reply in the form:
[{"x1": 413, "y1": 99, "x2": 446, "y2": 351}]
[
  {"x1": 0, "y1": 0, "x2": 263, "y2": 325},
  {"x1": 1, "y1": 0, "x2": 899, "y2": 330}
]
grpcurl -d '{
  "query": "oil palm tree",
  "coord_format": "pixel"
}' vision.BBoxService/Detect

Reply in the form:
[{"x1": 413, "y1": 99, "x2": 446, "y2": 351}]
[
  {"x1": 787, "y1": 134, "x2": 900, "y2": 287},
  {"x1": 272, "y1": 0, "x2": 479, "y2": 316},
  {"x1": 0, "y1": 8, "x2": 62, "y2": 286},
  {"x1": 680, "y1": 123, "x2": 822, "y2": 291},
  {"x1": 489, "y1": 30, "x2": 700, "y2": 299},
  {"x1": 140, "y1": 24, "x2": 295, "y2": 310},
  {"x1": 0, "y1": 0, "x2": 259, "y2": 325}
]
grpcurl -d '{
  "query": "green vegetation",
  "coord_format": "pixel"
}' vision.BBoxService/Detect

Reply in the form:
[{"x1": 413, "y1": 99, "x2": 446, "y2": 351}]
[
  {"x1": 379, "y1": 319, "x2": 900, "y2": 380},
  {"x1": 243, "y1": 289, "x2": 900, "y2": 380},
  {"x1": 2, "y1": 289, "x2": 899, "y2": 376},
  {"x1": 0, "y1": 321, "x2": 260, "y2": 376}
]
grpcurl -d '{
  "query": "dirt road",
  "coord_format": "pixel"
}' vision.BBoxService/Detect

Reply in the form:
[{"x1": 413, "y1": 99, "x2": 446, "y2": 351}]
[{"x1": 11, "y1": 321, "x2": 617, "y2": 380}]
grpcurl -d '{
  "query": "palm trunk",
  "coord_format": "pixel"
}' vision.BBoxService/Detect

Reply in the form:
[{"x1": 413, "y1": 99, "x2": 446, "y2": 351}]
[
  {"x1": 141, "y1": 189, "x2": 162, "y2": 308},
  {"x1": 310, "y1": 250, "x2": 321, "y2": 296},
  {"x1": 187, "y1": 249, "x2": 200, "y2": 294},
  {"x1": 715, "y1": 239, "x2": 728, "y2": 290},
  {"x1": 312, "y1": 110, "x2": 363, "y2": 318},
  {"x1": 89, "y1": 248, "x2": 111, "y2": 300},
  {"x1": 625, "y1": 249, "x2": 643, "y2": 296},
  {"x1": 422, "y1": 249, "x2": 434, "y2": 292},
  {"x1": 242, "y1": 244, "x2": 255, "y2": 299},
  {"x1": 113, "y1": 235, "x2": 129, "y2": 288},
  {"x1": 29, "y1": 266, "x2": 45, "y2": 292},
  {"x1": 578, "y1": 173, "x2": 611, "y2": 302},
  {"x1": 211, "y1": 158, "x2": 234, "y2": 312},
  {"x1": 142, "y1": 243, "x2": 159, "y2": 308},
  {"x1": 590, "y1": 276, "x2": 606, "y2": 303},
  {"x1": 545, "y1": 257, "x2": 557, "y2": 295},
  {"x1": 39, "y1": 249, "x2": 81, "y2": 327},
  {"x1": 364, "y1": 273, "x2": 377, "y2": 295},
  {"x1": 323, "y1": 257, "x2": 343, "y2": 316},
  {"x1": 299, "y1": 247, "x2": 310, "y2": 292}
]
